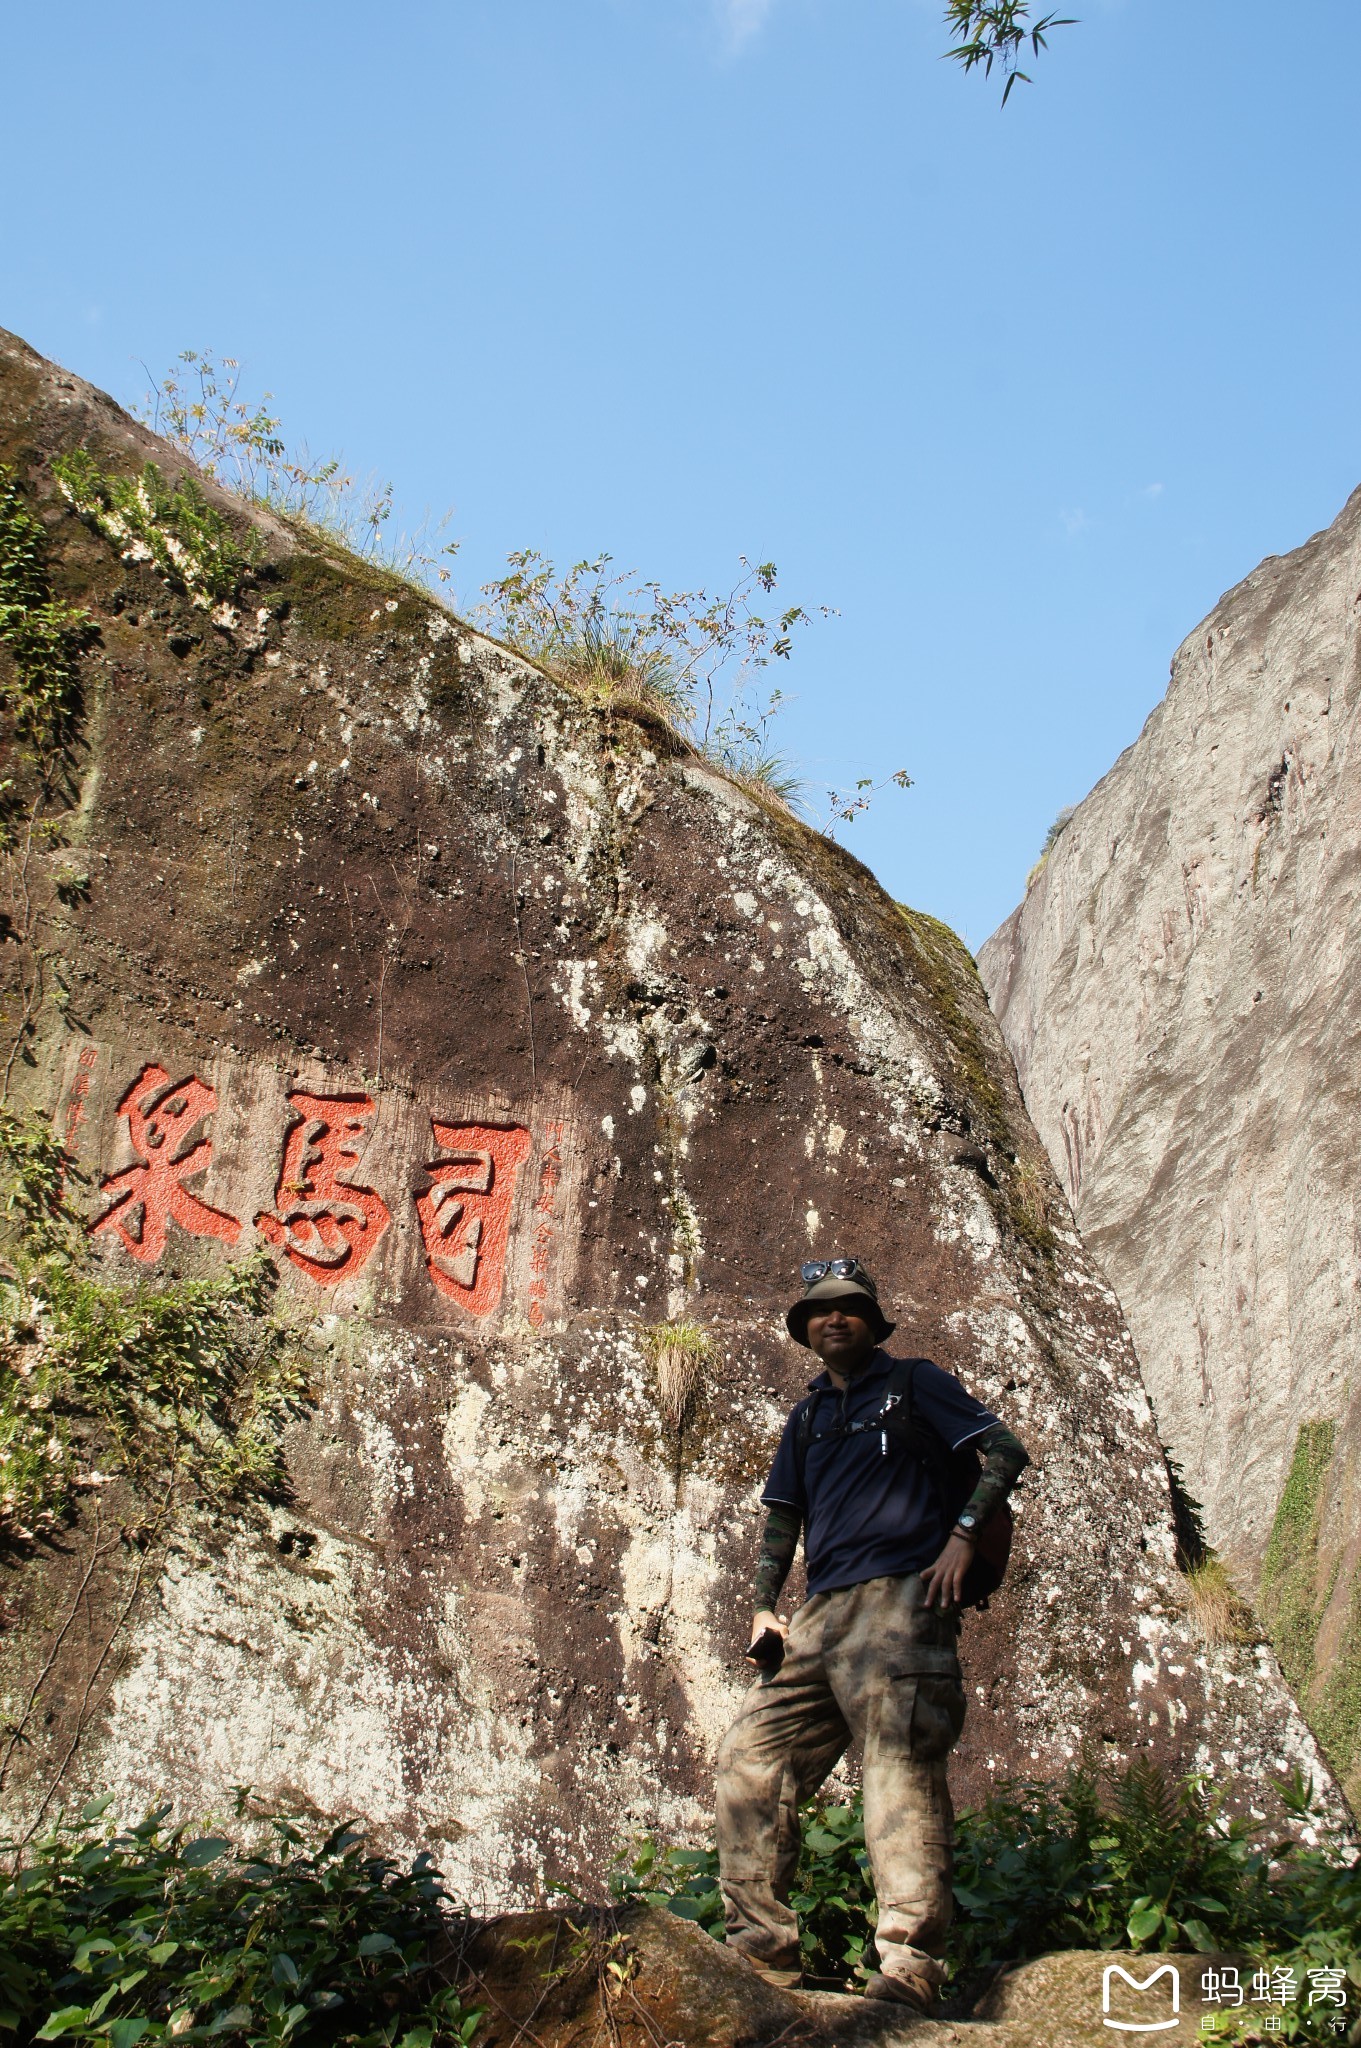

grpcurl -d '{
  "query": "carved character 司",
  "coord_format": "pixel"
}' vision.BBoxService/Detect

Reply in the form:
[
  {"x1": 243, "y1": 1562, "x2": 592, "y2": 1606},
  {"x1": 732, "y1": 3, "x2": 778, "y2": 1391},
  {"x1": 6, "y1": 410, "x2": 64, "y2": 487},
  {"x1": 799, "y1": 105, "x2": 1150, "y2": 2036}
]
[
  {"x1": 256, "y1": 1091, "x2": 390, "y2": 1283},
  {"x1": 90, "y1": 1063, "x2": 241, "y2": 1262},
  {"x1": 415, "y1": 1121, "x2": 531, "y2": 1314}
]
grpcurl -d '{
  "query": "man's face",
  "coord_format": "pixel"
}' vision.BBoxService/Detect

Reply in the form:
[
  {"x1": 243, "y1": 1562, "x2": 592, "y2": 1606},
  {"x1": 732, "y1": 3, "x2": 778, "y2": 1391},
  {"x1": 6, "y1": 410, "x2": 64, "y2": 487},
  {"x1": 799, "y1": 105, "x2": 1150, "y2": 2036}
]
[{"x1": 805, "y1": 1299, "x2": 878, "y2": 1374}]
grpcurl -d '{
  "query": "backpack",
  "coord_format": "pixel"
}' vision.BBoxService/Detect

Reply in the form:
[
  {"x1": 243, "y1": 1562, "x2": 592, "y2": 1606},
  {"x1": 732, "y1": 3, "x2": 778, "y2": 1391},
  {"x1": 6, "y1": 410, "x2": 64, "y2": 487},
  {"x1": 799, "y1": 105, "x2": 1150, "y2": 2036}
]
[{"x1": 792, "y1": 1356, "x2": 1012, "y2": 1609}]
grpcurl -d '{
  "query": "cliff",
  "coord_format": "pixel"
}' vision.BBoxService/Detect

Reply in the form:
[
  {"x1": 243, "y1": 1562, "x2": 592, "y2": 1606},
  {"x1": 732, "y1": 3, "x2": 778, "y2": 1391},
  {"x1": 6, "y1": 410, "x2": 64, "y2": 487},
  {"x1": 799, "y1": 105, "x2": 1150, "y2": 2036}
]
[
  {"x1": 979, "y1": 484, "x2": 1361, "y2": 1807},
  {"x1": 0, "y1": 328, "x2": 1340, "y2": 1888}
]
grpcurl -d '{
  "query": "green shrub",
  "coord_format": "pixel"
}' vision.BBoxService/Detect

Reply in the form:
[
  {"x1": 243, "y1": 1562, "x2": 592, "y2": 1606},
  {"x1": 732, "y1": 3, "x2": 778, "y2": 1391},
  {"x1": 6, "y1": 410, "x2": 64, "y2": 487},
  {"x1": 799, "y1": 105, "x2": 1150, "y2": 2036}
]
[
  {"x1": 614, "y1": 1761, "x2": 1361, "y2": 2005},
  {"x1": 0, "y1": 1110, "x2": 309, "y2": 1545},
  {"x1": 0, "y1": 1796, "x2": 480, "y2": 2048}
]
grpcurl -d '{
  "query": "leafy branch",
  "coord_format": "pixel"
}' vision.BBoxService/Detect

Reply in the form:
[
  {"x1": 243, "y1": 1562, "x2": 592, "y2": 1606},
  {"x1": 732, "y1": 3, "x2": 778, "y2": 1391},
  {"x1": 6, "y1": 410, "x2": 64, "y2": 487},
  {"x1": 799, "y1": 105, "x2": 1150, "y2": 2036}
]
[
  {"x1": 821, "y1": 768, "x2": 914, "y2": 831},
  {"x1": 944, "y1": 2, "x2": 1076, "y2": 105}
]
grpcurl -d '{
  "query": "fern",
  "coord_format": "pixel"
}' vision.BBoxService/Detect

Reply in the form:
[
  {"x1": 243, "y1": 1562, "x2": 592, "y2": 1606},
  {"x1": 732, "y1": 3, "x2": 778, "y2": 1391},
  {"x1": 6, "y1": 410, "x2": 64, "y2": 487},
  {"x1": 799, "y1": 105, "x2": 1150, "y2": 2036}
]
[{"x1": 53, "y1": 449, "x2": 259, "y2": 612}]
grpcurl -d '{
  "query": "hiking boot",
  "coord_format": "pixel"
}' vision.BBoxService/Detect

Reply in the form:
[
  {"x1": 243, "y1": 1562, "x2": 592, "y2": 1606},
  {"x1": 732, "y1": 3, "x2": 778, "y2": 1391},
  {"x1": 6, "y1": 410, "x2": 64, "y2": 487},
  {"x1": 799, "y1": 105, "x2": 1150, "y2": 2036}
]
[
  {"x1": 742, "y1": 1956, "x2": 802, "y2": 1992},
  {"x1": 862, "y1": 1969, "x2": 935, "y2": 2013}
]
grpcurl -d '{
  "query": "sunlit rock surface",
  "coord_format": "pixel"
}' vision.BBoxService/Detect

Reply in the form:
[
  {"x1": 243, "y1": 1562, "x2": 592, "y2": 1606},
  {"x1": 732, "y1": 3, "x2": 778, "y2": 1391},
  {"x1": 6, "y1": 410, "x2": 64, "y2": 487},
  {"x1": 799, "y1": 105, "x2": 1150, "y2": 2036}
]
[
  {"x1": 0, "y1": 327, "x2": 1342, "y2": 1888},
  {"x1": 980, "y1": 484, "x2": 1361, "y2": 1805}
]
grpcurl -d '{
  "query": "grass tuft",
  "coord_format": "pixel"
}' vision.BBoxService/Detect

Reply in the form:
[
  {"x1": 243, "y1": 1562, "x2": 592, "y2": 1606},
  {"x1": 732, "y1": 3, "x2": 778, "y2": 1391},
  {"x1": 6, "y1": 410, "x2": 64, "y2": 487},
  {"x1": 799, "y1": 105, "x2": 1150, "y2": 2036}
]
[
  {"x1": 1181, "y1": 1555, "x2": 1258, "y2": 1647},
  {"x1": 640, "y1": 1321, "x2": 711, "y2": 1426}
]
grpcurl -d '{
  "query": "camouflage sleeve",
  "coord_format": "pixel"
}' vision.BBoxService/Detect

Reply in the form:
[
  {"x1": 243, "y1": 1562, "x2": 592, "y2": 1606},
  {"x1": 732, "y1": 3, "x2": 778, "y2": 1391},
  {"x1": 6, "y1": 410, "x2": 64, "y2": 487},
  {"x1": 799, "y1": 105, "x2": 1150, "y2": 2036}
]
[
  {"x1": 753, "y1": 1501, "x2": 802, "y2": 1611},
  {"x1": 957, "y1": 1424, "x2": 1031, "y2": 1535}
]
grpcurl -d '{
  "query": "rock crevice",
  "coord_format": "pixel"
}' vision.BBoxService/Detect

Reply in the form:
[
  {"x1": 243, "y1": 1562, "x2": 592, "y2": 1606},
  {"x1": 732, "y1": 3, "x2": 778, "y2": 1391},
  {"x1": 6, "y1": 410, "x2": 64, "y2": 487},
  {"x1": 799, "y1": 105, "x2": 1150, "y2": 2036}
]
[{"x1": 980, "y1": 483, "x2": 1361, "y2": 1806}]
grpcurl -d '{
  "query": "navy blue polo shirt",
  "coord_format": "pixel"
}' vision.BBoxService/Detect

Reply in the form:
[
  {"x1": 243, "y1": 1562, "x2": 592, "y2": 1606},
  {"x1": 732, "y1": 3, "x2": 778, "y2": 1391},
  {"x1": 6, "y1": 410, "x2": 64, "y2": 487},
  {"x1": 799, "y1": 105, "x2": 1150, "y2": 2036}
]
[{"x1": 762, "y1": 1351, "x2": 1001, "y2": 1598}]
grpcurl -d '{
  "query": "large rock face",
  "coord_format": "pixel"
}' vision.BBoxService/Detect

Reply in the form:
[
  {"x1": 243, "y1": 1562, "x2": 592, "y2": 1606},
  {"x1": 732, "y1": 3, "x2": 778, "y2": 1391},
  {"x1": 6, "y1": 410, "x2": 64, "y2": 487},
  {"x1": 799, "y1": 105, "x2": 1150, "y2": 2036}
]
[
  {"x1": 0, "y1": 329, "x2": 1342, "y2": 1887},
  {"x1": 979, "y1": 485, "x2": 1361, "y2": 1805}
]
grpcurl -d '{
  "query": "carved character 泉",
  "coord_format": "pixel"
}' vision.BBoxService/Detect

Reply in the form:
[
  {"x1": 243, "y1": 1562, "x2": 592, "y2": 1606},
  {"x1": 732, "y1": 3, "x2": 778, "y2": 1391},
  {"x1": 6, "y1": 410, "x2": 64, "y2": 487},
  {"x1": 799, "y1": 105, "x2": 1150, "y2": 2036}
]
[{"x1": 90, "y1": 1063, "x2": 241, "y2": 1262}]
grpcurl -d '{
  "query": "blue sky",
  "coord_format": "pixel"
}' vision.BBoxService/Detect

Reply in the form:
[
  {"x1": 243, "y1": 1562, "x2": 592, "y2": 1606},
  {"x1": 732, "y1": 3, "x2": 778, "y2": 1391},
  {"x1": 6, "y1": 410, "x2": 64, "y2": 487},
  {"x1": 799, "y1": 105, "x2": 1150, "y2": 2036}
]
[{"x1": 6, "y1": 0, "x2": 1360, "y2": 946}]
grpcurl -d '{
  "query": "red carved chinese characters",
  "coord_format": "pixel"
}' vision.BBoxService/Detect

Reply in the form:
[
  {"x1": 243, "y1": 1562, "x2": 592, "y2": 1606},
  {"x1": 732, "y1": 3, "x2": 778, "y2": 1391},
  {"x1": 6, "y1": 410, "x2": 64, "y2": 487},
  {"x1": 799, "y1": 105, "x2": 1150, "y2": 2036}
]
[
  {"x1": 90, "y1": 1063, "x2": 241, "y2": 1262},
  {"x1": 526, "y1": 1121, "x2": 565, "y2": 1329},
  {"x1": 414, "y1": 1121, "x2": 531, "y2": 1314},
  {"x1": 256, "y1": 1091, "x2": 391, "y2": 1283},
  {"x1": 85, "y1": 1058, "x2": 555, "y2": 1309}
]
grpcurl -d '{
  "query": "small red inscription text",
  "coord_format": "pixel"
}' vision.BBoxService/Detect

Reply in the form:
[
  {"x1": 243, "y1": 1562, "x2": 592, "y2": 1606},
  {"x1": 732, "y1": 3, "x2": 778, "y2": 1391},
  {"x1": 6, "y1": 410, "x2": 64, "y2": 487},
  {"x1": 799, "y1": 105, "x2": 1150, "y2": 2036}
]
[{"x1": 526, "y1": 1120, "x2": 565, "y2": 1329}]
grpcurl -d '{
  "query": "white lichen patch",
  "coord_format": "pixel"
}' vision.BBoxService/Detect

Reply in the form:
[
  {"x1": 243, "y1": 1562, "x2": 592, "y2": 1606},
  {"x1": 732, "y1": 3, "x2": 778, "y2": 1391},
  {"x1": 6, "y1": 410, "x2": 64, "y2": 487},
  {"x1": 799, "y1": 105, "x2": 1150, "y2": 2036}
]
[{"x1": 95, "y1": 1518, "x2": 542, "y2": 1903}]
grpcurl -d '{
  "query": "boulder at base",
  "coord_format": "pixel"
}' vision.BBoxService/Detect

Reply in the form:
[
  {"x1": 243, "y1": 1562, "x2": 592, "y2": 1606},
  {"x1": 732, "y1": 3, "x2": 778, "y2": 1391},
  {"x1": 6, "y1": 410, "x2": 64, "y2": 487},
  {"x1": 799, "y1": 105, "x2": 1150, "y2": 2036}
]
[{"x1": 461, "y1": 1909, "x2": 1271, "y2": 2048}]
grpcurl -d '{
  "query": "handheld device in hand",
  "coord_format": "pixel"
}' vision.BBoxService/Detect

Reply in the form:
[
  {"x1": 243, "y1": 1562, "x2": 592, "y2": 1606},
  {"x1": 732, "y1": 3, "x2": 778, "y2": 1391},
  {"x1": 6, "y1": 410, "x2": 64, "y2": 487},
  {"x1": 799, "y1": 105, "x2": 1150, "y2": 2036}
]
[{"x1": 746, "y1": 1627, "x2": 786, "y2": 1670}]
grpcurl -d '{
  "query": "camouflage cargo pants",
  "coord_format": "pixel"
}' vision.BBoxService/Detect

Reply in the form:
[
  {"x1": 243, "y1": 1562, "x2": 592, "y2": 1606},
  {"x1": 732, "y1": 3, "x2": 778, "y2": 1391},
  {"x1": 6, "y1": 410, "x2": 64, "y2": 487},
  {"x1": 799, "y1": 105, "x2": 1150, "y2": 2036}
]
[{"x1": 715, "y1": 1572, "x2": 966, "y2": 1989}]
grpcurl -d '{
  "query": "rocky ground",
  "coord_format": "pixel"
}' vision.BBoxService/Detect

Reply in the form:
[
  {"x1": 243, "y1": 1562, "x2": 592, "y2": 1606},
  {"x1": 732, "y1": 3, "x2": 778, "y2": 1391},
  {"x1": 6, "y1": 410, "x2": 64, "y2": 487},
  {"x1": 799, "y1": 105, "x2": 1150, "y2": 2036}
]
[{"x1": 461, "y1": 1908, "x2": 1268, "y2": 2048}]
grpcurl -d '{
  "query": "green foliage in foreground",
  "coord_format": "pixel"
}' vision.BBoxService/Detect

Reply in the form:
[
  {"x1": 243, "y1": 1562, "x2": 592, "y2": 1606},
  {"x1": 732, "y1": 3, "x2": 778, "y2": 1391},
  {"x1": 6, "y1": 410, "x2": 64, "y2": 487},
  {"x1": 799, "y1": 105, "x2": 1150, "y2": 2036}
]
[
  {"x1": 0, "y1": 1798, "x2": 480, "y2": 2048},
  {"x1": 614, "y1": 1761, "x2": 1361, "y2": 2022},
  {"x1": 0, "y1": 1110, "x2": 309, "y2": 1545}
]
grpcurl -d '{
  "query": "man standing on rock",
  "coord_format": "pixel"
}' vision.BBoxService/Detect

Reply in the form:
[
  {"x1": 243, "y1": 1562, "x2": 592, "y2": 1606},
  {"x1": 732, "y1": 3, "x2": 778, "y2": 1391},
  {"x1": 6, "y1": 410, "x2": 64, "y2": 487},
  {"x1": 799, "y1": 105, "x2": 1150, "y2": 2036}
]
[{"x1": 716, "y1": 1258, "x2": 1030, "y2": 2012}]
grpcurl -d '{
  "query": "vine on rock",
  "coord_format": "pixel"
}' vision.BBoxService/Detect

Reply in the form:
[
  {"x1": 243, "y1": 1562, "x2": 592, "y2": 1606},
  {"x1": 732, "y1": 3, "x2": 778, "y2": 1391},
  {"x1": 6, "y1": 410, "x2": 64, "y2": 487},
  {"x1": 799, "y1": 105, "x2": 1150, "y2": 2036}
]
[
  {"x1": 0, "y1": 1110, "x2": 311, "y2": 1551},
  {"x1": 0, "y1": 472, "x2": 96, "y2": 758}
]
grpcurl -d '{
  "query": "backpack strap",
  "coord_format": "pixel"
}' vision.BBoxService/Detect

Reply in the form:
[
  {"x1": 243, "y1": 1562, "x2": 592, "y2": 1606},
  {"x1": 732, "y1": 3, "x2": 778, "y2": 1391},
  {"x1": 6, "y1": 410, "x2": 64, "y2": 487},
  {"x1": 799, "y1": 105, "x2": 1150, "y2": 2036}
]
[
  {"x1": 792, "y1": 1357, "x2": 922, "y2": 1495},
  {"x1": 877, "y1": 1357, "x2": 920, "y2": 1452}
]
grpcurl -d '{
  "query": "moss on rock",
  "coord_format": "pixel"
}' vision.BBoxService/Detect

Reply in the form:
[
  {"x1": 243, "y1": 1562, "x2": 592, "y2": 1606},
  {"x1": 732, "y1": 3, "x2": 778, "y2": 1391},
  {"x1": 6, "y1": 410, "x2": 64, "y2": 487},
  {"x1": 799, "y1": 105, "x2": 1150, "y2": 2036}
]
[
  {"x1": 1314, "y1": 1572, "x2": 1361, "y2": 1810},
  {"x1": 1258, "y1": 1419, "x2": 1361, "y2": 1806},
  {"x1": 1260, "y1": 1419, "x2": 1336, "y2": 1694}
]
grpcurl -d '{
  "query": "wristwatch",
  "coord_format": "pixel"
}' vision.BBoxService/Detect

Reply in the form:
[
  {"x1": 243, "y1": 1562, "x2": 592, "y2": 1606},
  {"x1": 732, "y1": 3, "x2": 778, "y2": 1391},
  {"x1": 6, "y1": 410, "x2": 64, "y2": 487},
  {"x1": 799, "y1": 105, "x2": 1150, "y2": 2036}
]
[{"x1": 953, "y1": 1514, "x2": 979, "y2": 1543}]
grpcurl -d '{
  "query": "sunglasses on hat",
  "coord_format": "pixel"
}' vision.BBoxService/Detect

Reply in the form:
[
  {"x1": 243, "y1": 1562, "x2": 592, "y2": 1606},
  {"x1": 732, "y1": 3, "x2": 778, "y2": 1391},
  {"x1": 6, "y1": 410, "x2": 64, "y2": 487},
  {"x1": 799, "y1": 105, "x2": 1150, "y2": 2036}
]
[{"x1": 800, "y1": 1257, "x2": 870, "y2": 1285}]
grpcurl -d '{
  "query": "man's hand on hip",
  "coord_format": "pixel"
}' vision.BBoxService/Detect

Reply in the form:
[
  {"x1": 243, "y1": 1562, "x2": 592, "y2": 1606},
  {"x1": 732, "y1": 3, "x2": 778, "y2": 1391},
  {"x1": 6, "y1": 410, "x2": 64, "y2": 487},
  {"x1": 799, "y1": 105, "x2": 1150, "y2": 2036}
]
[{"x1": 920, "y1": 1532, "x2": 975, "y2": 1610}]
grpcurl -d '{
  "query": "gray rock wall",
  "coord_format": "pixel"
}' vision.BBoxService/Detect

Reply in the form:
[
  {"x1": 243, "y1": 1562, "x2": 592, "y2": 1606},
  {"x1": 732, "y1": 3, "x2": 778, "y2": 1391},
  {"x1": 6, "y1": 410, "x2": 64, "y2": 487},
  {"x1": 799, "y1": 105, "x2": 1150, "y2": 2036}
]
[{"x1": 980, "y1": 485, "x2": 1361, "y2": 1805}]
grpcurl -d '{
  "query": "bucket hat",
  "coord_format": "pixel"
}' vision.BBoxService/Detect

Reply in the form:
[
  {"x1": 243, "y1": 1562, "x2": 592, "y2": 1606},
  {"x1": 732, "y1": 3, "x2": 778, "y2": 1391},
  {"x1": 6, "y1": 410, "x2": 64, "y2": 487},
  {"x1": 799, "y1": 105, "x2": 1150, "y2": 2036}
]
[{"x1": 785, "y1": 1258, "x2": 896, "y2": 1348}]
